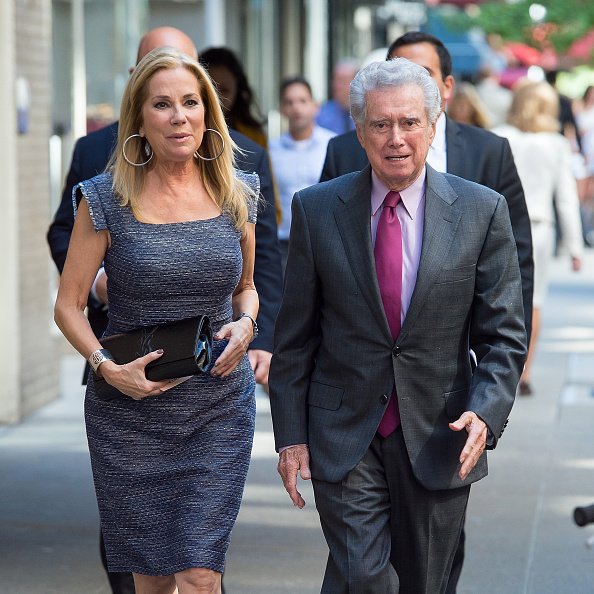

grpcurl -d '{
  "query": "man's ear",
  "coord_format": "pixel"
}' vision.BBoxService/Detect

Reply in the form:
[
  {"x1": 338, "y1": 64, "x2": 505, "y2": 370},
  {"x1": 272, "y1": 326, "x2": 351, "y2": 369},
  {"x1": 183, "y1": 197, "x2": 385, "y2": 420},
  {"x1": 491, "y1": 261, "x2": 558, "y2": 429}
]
[
  {"x1": 429, "y1": 119, "x2": 437, "y2": 144},
  {"x1": 443, "y1": 75, "x2": 455, "y2": 105},
  {"x1": 355, "y1": 124, "x2": 366, "y2": 149}
]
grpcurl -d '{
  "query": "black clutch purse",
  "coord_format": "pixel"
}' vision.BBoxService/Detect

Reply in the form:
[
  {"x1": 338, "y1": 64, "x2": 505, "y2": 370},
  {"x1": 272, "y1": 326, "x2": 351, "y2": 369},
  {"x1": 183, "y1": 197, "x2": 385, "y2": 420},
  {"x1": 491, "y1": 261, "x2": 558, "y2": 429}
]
[{"x1": 93, "y1": 315, "x2": 213, "y2": 401}]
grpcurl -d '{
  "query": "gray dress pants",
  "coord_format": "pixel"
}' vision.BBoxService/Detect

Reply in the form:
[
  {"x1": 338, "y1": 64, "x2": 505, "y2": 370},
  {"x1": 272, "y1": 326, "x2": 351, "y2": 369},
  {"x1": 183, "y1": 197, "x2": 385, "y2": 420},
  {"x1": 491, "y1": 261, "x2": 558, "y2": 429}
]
[{"x1": 312, "y1": 428, "x2": 470, "y2": 594}]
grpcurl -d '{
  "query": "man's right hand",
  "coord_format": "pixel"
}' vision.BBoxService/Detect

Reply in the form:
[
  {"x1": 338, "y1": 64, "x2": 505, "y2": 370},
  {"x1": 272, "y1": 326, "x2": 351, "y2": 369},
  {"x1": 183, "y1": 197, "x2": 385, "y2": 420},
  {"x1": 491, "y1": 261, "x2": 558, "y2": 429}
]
[{"x1": 278, "y1": 444, "x2": 311, "y2": 509}]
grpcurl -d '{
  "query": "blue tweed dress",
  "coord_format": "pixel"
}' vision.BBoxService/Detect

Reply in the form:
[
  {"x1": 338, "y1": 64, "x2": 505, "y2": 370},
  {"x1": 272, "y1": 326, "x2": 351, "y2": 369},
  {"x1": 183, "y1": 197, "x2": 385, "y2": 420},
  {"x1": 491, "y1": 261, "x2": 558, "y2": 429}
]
[{"x1": 76, "y1": 171, "x2": 257, "y2": 575}]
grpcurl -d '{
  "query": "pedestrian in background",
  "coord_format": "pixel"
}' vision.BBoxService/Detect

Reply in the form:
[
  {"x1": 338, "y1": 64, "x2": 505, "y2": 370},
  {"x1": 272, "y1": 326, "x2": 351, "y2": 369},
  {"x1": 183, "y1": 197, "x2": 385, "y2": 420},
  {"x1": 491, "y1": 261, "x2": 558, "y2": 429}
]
[
  {"x1": 474, "y1": 65, "x2": 512, "y2": 128},
  {"x1": 576, "y1": 85, "x2": 594, "y2": 243},
  {"x1": 316, "y1": 59, "x2": 359, "y2": 135},
  {"x1": 54, "y1": 47, "x2": 259, "y2": 594},
  {"x1": 200, "y1": 46, "x2": 285, "y2": 228},
  {"x1": 447, "y1": 81, "x2": 491, "y2": 129},
  {"x1": 269, "y1": 76, "x2": 335, "y2": 271},
  {"x1": 494, "y1": 81, "x2": 584, "y2": 397},
  {"x1": 200, "y1": 46, "x2": 268, "y2": 148}
]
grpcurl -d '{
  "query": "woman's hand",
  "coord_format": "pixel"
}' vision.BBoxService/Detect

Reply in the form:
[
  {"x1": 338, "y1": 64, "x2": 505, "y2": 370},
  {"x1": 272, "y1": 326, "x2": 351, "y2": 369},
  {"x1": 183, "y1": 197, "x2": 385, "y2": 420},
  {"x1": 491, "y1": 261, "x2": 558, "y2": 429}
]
[
  {"x1": 211, "y1": 318, "x2": 253, "y2": 377},
  {"x1": 99, "y1": 350, "x2": 172, "y2": 400}
]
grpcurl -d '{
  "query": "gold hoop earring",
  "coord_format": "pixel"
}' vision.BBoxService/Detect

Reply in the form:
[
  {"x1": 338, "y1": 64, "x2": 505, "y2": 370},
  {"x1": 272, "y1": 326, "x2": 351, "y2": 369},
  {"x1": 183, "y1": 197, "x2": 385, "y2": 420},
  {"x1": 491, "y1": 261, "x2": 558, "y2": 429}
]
[
  {"x1": 194, "y1": 128, "x2": 225, "y2": 161},
  {"x1": 122, "y1": 134, "x2": 153, "y2": 167}
]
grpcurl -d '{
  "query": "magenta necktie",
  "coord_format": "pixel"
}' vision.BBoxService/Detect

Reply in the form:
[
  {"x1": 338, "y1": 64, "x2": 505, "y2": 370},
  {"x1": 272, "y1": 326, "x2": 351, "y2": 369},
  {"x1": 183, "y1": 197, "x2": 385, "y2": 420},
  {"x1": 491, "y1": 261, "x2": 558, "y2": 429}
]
[{"x1": 374, "y1": 190, "x2": 402, "y2": 438}]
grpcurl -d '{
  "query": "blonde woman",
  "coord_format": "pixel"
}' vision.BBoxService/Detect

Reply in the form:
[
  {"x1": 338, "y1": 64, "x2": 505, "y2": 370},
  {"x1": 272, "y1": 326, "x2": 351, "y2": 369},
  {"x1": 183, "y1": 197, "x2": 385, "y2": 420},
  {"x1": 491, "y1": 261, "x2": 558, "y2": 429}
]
[
  {"x1": 54, "y1": 48, "x2": 259, "y2": 594},
  {"x1": 447, "y1": 81, "x2": 491, "y2": 129},
  {"x1": 494, "y1": 81, "x2": 583, "y2": 396}
]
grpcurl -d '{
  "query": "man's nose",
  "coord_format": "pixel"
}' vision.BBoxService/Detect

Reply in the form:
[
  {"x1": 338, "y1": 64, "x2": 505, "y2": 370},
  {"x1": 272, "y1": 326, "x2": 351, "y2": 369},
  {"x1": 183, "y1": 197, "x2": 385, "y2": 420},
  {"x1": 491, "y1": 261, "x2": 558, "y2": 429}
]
[{"x1": 388, "y1": 124, "x2": 405, "y2": 146}]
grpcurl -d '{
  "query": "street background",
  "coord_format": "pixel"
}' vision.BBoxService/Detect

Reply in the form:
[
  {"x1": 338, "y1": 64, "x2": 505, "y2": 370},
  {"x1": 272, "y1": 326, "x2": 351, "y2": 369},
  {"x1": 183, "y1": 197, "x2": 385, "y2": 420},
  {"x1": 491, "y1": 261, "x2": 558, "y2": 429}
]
[{"x1": 1, "y1": 250, "x2": 594, "y2": 593}]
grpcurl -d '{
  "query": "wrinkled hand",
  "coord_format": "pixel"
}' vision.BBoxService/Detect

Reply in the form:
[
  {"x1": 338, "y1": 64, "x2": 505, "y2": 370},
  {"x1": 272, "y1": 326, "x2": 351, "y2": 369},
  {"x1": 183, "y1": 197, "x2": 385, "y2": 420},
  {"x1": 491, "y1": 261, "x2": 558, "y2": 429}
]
[
  {"x1": 95, "y1": 269, "x2": 108, "y2": 305},
  {"x1": 449, "y1": 411, "x2": 487, "y2": 480},
  {"x1": 211, "y1": 318, "x2": 253, "y2": 378},
  {"x1": 99, "y1": 350, "x2": 171, "y2": 400},
  {"x1": 278, "y1": 445, "x2": 311, "y2": 508},
  {"x1": 247, "y1": 349, "x2": 272, "y2": 385}
]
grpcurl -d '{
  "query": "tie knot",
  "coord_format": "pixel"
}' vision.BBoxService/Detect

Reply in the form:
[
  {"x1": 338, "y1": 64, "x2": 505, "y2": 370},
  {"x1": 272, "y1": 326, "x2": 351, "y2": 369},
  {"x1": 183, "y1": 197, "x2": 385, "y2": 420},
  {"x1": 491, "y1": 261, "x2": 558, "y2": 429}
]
[{"x1": 384, "y1": 191, "x2": 401, "y2": 208}]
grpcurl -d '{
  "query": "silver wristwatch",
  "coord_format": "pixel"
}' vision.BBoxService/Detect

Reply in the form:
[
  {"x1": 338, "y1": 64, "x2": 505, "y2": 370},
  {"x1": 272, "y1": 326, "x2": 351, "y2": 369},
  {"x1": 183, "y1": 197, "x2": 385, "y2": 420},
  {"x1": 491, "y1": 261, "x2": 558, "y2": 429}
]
[
  {"x1": 88, "y1": 348, "x2": 114, "y2": 373},
  {"x1": 236, "y1": 313, "x2": 258, "y2": 342}
]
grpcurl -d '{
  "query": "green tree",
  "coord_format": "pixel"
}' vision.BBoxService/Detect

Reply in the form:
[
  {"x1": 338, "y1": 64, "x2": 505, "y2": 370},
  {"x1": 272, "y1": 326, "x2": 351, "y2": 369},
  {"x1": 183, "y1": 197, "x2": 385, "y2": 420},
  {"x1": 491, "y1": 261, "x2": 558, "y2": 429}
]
[{"x1": 448, "y1": 0, "x2": 594, "y2": 59}]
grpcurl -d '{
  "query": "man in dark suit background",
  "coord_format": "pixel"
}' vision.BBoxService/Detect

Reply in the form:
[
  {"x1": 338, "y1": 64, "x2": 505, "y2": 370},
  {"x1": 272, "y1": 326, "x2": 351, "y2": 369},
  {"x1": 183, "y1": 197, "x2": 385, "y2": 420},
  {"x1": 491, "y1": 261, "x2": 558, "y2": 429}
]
[
  {"x1": 270, "y1": 57, "x2": 526, "y2": 593},
  {"x1": 47, "y1": 26, "x2": 282, "y2": 594},
  {"x1": 320, "y1": 32, "x2": 533, "y2": 346}
]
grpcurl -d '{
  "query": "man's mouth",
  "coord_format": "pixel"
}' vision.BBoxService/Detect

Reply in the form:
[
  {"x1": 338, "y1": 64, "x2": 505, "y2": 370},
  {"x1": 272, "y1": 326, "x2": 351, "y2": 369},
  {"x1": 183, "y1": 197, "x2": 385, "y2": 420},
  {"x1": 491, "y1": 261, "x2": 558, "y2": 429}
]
[{"x1": 386, "y1": 155, "x2": 408, "y2": 161}]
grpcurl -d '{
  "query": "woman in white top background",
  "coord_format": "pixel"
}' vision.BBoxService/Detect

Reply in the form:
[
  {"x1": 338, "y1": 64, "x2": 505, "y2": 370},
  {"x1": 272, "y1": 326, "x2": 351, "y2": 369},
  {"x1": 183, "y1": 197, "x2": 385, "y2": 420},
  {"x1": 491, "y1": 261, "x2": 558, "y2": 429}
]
[{"x1": 494, "y1": 81, "x2": 584, "y2": 396}]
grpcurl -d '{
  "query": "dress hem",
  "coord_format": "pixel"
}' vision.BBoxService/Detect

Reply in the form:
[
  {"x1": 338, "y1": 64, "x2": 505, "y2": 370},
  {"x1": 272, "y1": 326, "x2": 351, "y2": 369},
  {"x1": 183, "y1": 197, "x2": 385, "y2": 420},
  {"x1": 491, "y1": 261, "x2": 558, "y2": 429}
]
[{"x1": 108, "y1": 557, "x2": 225, "y2": 576}]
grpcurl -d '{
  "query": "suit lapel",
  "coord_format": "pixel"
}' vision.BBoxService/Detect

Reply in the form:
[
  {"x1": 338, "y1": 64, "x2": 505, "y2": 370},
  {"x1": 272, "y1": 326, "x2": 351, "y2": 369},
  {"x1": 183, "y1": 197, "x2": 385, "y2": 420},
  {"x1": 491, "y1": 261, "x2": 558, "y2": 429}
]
[
  {"x1": 445, "y1": 117, "x2": 466, "y2": 178},
  {"x1": 333, "y1": 166, "x2": 393, "y2": 343},
  {"x1": 398, "y1": 166, "x2": 462, "y2": 342}
]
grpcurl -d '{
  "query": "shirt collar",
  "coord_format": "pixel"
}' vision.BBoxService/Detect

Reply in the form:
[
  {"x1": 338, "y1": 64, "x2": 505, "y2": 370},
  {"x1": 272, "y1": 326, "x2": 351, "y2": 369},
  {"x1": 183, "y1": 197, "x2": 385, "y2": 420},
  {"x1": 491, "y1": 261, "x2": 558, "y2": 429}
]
[
  {"x1": 370, "y1": 167, "x2": 426, "y2": 220},
  {"x1": 432, "y1": 111, "x2": 447, "y2": 151}
]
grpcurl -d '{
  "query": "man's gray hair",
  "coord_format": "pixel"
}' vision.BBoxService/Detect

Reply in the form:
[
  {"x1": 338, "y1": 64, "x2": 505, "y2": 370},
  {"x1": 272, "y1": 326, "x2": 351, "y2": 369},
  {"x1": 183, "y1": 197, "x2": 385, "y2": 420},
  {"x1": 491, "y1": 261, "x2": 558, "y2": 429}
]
[{"x1": 350, "y1": 58, "x2": 441, "y2": 126}]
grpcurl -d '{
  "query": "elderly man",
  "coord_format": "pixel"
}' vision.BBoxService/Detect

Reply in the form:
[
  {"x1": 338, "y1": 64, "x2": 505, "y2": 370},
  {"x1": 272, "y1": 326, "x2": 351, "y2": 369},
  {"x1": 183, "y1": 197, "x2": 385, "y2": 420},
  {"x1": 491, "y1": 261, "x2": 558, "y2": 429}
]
[
  {"x1": 269, "y1": 58, "x2": 526, "y2": 593},
  {"x1": 320, "y1": 32, "x2": 533, "y2": 347}
]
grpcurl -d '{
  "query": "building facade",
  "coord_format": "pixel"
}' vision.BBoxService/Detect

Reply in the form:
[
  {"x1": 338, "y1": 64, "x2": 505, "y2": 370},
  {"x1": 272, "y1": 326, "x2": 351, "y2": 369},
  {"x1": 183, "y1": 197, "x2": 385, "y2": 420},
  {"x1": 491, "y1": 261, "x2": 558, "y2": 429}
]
[
  {"x1": 1, "y1": 0, "x2": 58, "y2": 423},
  {"x1": 1, "y1": 0, "x2": 431, "y2": 424}
]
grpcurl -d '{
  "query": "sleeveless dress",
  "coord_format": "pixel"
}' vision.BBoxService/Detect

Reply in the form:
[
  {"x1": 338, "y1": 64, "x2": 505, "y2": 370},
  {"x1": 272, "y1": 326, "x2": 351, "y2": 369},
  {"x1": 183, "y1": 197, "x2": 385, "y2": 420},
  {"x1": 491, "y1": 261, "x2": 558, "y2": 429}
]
[{"x1": 76, "y1": 171, "x2": 258, "y2": 576}]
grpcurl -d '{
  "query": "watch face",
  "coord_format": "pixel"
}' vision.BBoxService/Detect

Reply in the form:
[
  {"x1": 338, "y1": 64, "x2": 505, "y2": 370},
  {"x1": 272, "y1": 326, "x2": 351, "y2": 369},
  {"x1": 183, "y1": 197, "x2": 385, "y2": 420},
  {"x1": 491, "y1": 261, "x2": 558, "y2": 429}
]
[{"x1": 91, "y1": 352, "x2": 102, "y2": 365}]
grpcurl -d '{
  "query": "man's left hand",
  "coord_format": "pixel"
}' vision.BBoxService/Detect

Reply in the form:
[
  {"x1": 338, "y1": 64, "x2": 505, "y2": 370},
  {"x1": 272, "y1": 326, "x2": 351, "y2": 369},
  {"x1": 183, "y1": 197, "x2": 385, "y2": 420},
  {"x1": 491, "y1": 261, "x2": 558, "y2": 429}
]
[
  {"x1": 247, "y1": 349, "x2": 272, "y2": 385},
  {"x1": 449, "y1": 411, "x2": 487, "y2": 480}
]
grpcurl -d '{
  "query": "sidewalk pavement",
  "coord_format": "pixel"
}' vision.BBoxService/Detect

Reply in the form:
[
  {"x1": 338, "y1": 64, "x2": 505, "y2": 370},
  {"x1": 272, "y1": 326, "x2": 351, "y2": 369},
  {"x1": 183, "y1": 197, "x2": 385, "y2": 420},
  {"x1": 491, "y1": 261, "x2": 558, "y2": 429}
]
[{"x1": 1, "y1": 251, "x2": 594, "y2": 593}]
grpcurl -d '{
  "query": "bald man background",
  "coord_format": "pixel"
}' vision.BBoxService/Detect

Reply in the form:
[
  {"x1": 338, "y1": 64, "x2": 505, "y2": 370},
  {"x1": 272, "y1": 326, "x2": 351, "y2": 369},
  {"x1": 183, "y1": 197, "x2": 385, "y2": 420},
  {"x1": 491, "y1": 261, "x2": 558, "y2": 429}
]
[{"x1": 47, "y1": 26, "x2": 282, "y2": 594}]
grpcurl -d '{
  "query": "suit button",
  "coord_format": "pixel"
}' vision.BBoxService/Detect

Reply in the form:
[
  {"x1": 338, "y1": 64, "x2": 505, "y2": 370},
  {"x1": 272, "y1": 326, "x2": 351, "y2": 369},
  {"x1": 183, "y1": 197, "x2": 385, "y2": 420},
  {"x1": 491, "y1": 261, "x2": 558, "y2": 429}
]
[
  {"x1": 380, "y1": 394, "x2": 389, "y2": 404},
  {"x1": 392, "y1": 346, "x2": 401, "y2": 357}
]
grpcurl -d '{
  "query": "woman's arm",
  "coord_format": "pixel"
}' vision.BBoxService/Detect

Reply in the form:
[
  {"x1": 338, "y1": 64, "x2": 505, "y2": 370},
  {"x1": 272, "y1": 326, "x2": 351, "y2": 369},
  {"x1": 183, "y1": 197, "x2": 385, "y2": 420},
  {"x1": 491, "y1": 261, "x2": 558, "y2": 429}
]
[
  {"x1": 212, "y1": 222, "x2": 259, "y2": 377},
  {"x1": 54, "y1": 199, "x2": 109, "y2": 358},
  {"x1": 54, "y1": 200, "x2": 170, "y2": 399}
]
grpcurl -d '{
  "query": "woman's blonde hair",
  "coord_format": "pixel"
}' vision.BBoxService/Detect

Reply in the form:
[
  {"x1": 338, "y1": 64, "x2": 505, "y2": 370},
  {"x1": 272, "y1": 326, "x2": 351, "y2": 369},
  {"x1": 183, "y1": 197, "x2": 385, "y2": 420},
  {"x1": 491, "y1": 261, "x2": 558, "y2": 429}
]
[
  {"x1": 447, "y1": 82, "x2": 491, "y2": 129},
  {"x1": 507, "y1": 81, "x2": 560, "y2": 134},
  {"x1": 109, "y1": 47, "x2": 254, "y2": 229}
]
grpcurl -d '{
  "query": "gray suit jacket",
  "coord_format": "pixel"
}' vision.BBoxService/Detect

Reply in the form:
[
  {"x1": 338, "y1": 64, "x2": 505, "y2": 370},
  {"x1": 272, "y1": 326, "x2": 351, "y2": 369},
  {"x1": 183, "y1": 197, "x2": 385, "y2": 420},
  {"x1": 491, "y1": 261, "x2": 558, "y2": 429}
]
[{"x1": 269, "y1": 165, "x2": 527, "y2": 491}]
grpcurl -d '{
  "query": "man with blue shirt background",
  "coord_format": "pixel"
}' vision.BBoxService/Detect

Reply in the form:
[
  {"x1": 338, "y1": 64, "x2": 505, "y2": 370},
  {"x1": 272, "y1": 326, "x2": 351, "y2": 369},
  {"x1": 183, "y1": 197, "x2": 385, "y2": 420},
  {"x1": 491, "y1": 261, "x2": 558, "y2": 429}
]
[{"x1": 269, "y1": 76, "x2": 336, "y2": 271}]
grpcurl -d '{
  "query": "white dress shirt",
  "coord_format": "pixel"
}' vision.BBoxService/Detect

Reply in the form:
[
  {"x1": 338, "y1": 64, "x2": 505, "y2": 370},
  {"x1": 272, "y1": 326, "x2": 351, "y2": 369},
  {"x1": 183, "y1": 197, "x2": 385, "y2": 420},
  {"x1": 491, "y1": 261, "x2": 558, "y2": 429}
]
[{"x1": 427, "y1": 112, "x2": 447, "y2": 173}]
